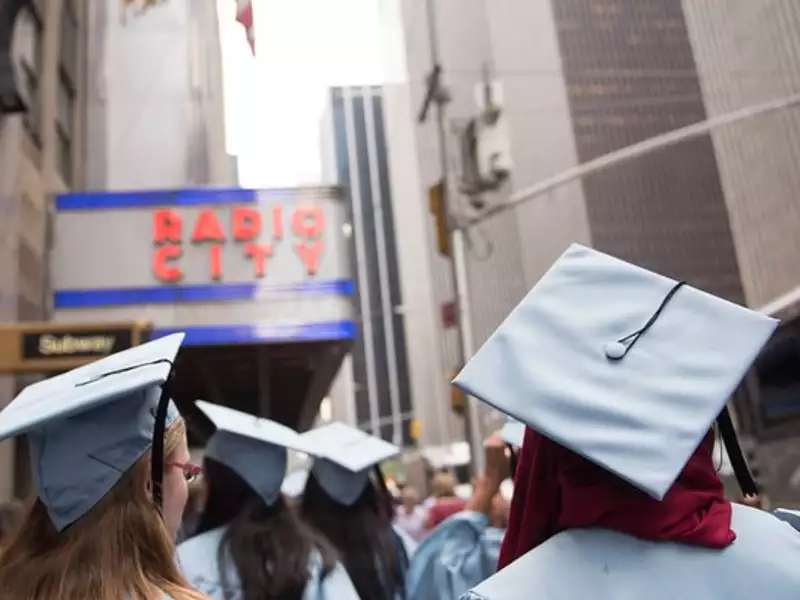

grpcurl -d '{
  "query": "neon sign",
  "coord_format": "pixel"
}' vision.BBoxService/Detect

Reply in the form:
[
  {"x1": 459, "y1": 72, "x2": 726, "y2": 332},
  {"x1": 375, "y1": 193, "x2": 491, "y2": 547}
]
[{"x1": 151, "y1": 204, "x2": 325, "y2": 283}]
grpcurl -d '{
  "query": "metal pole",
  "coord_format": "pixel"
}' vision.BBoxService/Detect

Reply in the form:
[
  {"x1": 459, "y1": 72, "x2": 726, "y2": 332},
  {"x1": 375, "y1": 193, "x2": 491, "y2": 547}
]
[
  {"x1": 452, "y1": 230, "x2": 484, "y2": 473},
  {"x1": 426, "y1": 0, "x2": 485, "y2": 474},
  {"x1": 463, "y1": 92, "x2": 800, "y2": 229}
]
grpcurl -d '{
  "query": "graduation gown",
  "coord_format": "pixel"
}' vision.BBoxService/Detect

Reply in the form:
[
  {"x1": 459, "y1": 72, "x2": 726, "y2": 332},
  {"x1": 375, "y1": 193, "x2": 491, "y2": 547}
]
[
  {"x1": 406, "y1": 511, "x2": 503, "y2": 600},
  {"x1": 177, "y1": 526, "x2": 360, "y2": 600},
  {"x1": 462, "y1": 504, "x2": 800, "y2": 600},
  {"x1": 394, "y1": 523, "x2": 419, "y2": 560}
]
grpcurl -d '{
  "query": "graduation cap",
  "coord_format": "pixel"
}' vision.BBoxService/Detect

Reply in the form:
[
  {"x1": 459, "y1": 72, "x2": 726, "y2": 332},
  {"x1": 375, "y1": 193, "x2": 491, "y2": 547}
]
[
  {"x1": 774, "y1": 508, "x2": 800, "y2": 533},
  {"x1": 0, "y1": 333, "x2": 185, "y2": 530},
  {"x1": 454, "y1": 244, "x2": 777, "y2": 500},
  {"x1": 301, "y1": 422, "x2": 400, "y2": 506},
  {"x1": 196, "y1": 401, "x2": 312, "y2": 506}
]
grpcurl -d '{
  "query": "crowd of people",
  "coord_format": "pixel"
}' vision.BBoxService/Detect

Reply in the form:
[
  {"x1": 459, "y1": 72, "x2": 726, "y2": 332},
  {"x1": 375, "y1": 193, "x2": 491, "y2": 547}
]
[{"x1": 0, "y1": 244, "x2": 799, "y2": 599}]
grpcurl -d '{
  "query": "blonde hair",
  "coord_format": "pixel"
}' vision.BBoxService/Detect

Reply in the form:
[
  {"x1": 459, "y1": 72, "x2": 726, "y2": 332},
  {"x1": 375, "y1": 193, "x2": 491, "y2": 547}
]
[
  {"x1": 0, "y1": 419, "x2": 208, "y2": 600},
  {"x1": 431, "y1": 472, "x2": 457, "y2": 498}
]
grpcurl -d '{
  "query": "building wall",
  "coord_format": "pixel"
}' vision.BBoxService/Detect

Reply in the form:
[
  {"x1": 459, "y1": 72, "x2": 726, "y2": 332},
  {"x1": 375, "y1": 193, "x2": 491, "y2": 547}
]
[
  {"x1": 385, "y1": 0, "x2": 590, "y2": 444},
  {"x1": 484, "y1": 1, "x2": 592, "y2": 293},
  {"x1": 551, "y1": 0, "x2": 744, "y2": 303},
  {"x1": 326, "y1": 86, "x2": 414, "y2": 446},
  {"x1": 683, "y1": 1, "x2": 800, "y2": 505},
  {"x1": 388, "y1": 0, "x2": 594, "y2": 442},
  {"x1": 0, "y1": 0, "x2": 89, "y2": 500},
  {"x1": 83, "y1": 0, "x2": 234, "y2": 191},
  {"x1": 0, "y1": 114, "x2": 21, "y2": 502},
  {"x1": 381, "y1": 82, "x2": 461, "y2": 448},
  {"x1": 389, "y1": 0, "x2": 760, "y2": 445},
  {"x1": 683, "y1": 1, "x2": 800, "y2": 310}
]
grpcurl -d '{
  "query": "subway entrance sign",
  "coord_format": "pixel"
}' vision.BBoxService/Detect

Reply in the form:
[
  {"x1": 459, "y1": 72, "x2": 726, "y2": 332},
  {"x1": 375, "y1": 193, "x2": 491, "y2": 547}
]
[{"x1": 0, "y1": 321, "x2": 149, "y2": 373}]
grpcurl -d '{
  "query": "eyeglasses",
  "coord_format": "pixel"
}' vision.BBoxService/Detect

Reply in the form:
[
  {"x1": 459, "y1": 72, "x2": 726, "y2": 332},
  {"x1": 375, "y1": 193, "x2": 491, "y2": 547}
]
[{"x1": 167, "y1": 461, "x2": 203, "y2": 483}]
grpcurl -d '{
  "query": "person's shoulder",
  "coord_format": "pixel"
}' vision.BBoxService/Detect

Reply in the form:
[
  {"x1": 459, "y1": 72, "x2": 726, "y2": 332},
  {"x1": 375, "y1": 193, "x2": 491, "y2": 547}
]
[
  {"x1": 304, "y1": 551, "x2": 360, "y2": 600},
  {"x1": 176, "y1": 526, "x2": 232, "y2": 597},
  {"x1": 177, "y1": 526, "x2": 226, "y2": 563},
  {"x1": 149, "y1": 527, "x2": 240, "y2": 600},
  {"x1": 422, "y1": 510, "x2": 489, "y2": 546},
  {"x1": 464, "y1": 507, "x2": 800, "y2": 600},
  {"x1": 726, "y1": 503, "x2": 800, "y2": 563}
]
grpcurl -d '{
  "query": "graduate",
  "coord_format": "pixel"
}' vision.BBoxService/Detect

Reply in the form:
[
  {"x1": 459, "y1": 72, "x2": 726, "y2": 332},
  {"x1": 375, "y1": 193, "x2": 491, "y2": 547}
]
[
  {"x1": 177, "y1": 402, "x2": 358, "y2": 600},
  {"x1": 0, "y1": 333, "x2": 207, "y2": 600},
  {"x1": 299, "y1": 422, "x2": 414, "y2": 600},
  {"x1": 454, "y1": 243, "x2": 800, "y2": 600},
  {"x1": 405, "y1": 431, "x2": 511, "y2": 600}
]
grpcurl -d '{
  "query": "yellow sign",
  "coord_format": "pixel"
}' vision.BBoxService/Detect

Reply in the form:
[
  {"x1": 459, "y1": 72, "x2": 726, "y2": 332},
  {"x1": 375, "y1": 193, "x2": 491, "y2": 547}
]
[
  {"x1": 409, "y1": 418, "x2": 422, "y2": 440},
  {"x1": 428, "y1": 181, "x2": 451, "y2": 257}
]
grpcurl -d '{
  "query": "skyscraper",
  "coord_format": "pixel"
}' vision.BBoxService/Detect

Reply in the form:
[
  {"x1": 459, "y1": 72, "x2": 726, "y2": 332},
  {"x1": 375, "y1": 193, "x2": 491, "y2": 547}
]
[{"x1": 387, "y1": 0, "x2": 800, "y2": 498}]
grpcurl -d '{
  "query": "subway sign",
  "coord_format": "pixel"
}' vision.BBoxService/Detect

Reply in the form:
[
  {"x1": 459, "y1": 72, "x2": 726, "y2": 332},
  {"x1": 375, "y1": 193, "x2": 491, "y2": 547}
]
[
  {"x1": 0, "y1": 322, "x2": 148, "y2": 373},
  {"x1": 22, "y1": 329, "x2": 133, "y2": 359}
]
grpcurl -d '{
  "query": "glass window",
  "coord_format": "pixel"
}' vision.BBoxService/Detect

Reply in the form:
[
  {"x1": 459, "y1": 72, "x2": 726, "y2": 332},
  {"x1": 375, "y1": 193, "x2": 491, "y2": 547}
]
[
  {"x1": 57, "y1": 71, "x2": 75, "y2": 184},
  {"x1": 60, "y1": 0, "x2": 79, "y2": 83},
  {"x1": 57, "y1": 124, "x2": 72, "y2": 185},
  {"x1": 57, "y1": 71, "x2": 74, "y2": 133},
  {"x1": 58, "y1": 0, "x2": 79, "y2": 184},
  {"x1": 13, "y1": 6, "x2": 43, "y2": 144}
]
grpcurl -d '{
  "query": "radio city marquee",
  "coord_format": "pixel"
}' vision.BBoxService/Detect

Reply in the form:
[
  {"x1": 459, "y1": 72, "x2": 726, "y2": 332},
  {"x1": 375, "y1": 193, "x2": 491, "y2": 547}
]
[
  {"x1": 151, "y1": 204, "x2": 326, "y2": 282},
  {"x1": 49, "y1": 188, "x2": 353, "y2": 346}
]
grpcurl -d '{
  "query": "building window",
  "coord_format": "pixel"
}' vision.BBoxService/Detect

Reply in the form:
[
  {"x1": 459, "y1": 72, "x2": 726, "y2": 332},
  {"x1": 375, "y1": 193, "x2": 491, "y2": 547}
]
[
  {"x1": 58, "y1": 0, "x2": 79, "y2": 184},
  {"x1": 13, "y1": 5, "x2": 44, "y2": 145},
  {"x1": 57, "y1": 71, "x2": 75, "y2": 184},
  {"x1": 60, "y1": 0, "x2": 78, "y2": 82}
]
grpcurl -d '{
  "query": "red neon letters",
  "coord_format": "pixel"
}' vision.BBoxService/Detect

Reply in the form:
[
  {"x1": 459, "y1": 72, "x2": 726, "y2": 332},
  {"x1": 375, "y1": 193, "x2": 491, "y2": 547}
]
[
  {"x1": 151, "y1": 203, "x2": 326, "y2": 283},
  {"x1": 153, "y1": 209, "x2": 182, "y2": 244},
  {"x1": 232, "y1": 207, "x2": 261, "y2": 241},
  {"x1": 191, "y1": 210, "x2": 226, "y2": 243},
  {"x1": 152, "y1": 245, "x2": 183, "y2": 282},
  {"x1": 245, "y1": 243, "x2": 273, "y2": 278}
]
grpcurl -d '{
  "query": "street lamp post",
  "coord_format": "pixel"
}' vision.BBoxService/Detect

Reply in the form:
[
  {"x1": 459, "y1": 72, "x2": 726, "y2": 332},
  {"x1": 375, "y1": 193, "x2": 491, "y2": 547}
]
[{"x1": 419, "y1": 0, "x2": 485, "y2": 475}]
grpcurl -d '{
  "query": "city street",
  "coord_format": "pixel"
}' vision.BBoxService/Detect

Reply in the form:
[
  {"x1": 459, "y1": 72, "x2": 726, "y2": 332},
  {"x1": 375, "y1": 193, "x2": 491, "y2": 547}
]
[{"x1": 0, "y1": 1, "x2": 799, "y2": 599}]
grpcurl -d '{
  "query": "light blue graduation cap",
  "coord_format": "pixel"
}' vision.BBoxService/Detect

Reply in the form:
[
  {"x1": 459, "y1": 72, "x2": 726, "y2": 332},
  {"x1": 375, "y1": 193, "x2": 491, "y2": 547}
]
[
  {"x1": 454, "y1": 244, "x2": 777, "y2": 500},
  {"x1": 301, "y1": 422, "x2": 400, "y2": 506},
  {"x1": 0, "y1": 333, "x2": 185, "y2": 530},
  {"x1": 196, "y1": 401, "x2": 312, "y2": 506},
  {"x1": 774, "y1": 508, "x2": 800, "y2": 533}
]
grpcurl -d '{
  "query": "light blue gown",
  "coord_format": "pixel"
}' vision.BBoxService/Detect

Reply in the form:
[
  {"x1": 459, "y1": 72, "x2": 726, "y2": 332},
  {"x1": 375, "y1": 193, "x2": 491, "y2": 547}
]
[
  {"x1": 406, "y1": 511, "x2": 504, "y2": 600},
  {"x1": 462, "y1": 503, "x2": 800, "y2": 600},
  {"x1": 177, "y1": 526, "x2": 360, "y2": 600}
]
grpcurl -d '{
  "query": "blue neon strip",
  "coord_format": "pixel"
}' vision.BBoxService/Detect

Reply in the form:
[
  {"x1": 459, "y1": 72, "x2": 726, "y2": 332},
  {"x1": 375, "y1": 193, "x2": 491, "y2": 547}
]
[
  {"x1": 54, "y1": 279, "x2": 354, "y2": 308},
  {"x1": 150, "y1": 320, "x2": 357, "y2": 346},
  {"x1": 55, "y1": 188, "x2": 258, "y2": 210}
]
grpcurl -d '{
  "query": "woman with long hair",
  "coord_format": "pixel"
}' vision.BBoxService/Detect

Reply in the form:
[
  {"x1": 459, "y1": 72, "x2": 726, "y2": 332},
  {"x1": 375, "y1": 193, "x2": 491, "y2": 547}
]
[
  {"x1": 177, "y1": 402, "x2": 358, "y2": 600},
  {"x1": 0, "y1": 333, "x2": 207, "y2": 600},
  {"x1": 299, "y1": 422, "x2": 414, "y2": 600}
]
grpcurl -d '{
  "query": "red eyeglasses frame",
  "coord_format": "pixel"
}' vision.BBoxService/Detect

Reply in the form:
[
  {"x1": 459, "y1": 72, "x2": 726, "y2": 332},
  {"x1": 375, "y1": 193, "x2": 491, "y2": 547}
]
[{"x1": 167, "y1": 461, "x2": 203, "y2": 482}]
